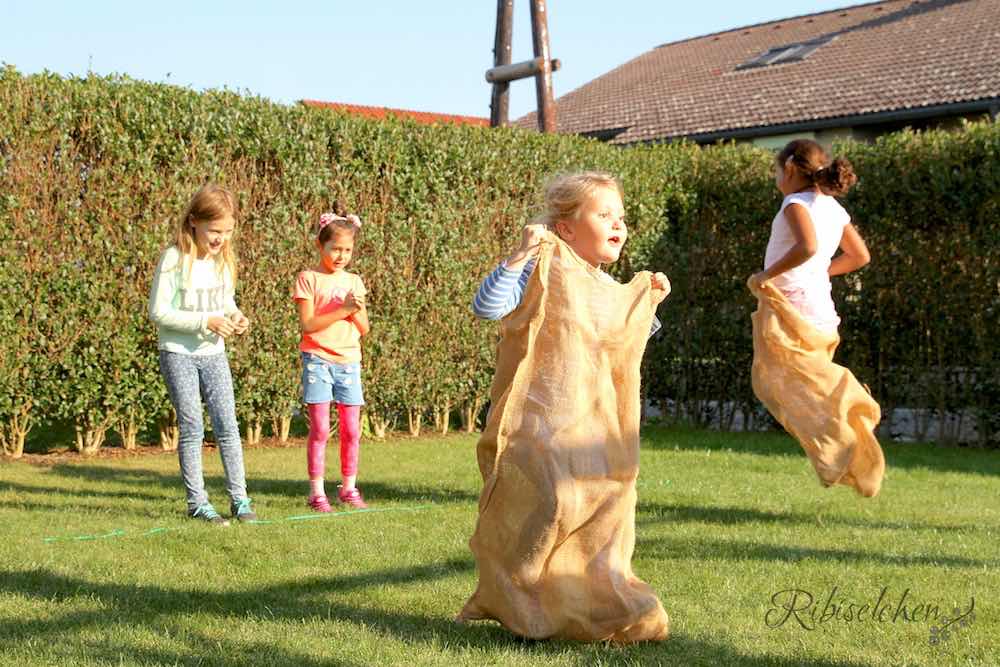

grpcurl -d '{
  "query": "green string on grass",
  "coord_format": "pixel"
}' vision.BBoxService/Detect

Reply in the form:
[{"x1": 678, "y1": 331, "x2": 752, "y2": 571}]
[{"x1": 43, "y1": 504, "x2": 436, "y2": 544}]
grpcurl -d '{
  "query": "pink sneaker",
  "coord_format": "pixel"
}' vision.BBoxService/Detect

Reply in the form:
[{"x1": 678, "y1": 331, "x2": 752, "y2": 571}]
[
  {"x1": 307, "y1": 494, "x2": 333, "y2": 513},
  {"x1": 337, "y1": 485, "x2": 368, "y2": 509}
]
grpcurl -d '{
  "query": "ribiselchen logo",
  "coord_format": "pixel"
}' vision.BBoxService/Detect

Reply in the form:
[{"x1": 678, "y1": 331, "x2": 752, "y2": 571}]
[{"x1": 765, "y1": 586, "x2": 975, "y2": 645}]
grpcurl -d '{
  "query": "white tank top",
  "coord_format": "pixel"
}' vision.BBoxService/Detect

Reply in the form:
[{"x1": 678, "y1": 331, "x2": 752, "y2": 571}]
[{"x1": 764, "y1": 191, "x2": 850, "y2": 332}]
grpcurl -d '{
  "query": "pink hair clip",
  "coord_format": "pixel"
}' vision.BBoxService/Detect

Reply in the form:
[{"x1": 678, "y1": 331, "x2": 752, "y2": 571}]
[
  {"x1": 318, "y1": 212, "x2": 363, "y2": 230},
  {"x1": 318, "y1": 212, "x2": 339, "y2": 229}
]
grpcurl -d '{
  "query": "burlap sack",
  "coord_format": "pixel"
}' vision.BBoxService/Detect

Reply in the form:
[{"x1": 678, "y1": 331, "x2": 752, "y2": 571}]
[
  {"x1": 750, "y1": 280, "x2": 885, "y2": 497},
  {"x1": 458, "y1": 233, "x2": 669, "y2": 643}
]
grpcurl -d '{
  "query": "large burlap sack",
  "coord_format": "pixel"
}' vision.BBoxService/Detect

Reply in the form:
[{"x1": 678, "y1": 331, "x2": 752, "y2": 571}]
[
  {"x1": 750, "y1": 280, "x2": 885, "y2": 497},
  {"x1": 458, "y1": 233, "x2": 669, "y2": 643}
]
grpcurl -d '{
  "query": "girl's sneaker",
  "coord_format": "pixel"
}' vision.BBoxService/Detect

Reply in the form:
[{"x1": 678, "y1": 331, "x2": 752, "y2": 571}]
[
  {"x1": 307, "y1": 494, "x2": 333, "y2": 513},
  {"x1": 190, "y1": 503, "x2": 230, "y2": 526},
  {"x1": 337, "y1": 485, "x2": 368, "y2": 509},
  {"x1": 230, "y1": 497, "x2": 258, "y2": 522}
]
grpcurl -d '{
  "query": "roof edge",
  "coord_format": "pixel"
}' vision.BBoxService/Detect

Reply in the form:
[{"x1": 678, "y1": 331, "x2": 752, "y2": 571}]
[
  {"x1": 300, "y1": 99, "x2": 489, "y2": 126},
  {"x1": 634, "y1": 97, "x2": 1000, "y2": 145}
]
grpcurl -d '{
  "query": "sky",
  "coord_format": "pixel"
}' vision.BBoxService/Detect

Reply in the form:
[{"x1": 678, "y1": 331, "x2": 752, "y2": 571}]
[{"x1": 2, "y1": 1, "x2": 872, "y2": 120}]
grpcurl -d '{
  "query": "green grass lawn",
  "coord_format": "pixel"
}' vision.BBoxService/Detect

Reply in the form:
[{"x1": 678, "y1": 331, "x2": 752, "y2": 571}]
[{"x1": 0, "y1": 425, "x2": 996, "y2": 666}]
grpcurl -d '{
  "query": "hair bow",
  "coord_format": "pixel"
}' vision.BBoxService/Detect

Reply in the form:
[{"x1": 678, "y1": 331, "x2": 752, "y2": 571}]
[{"x1": 318, "y1": 212, "x2": 363, "y2": 230}]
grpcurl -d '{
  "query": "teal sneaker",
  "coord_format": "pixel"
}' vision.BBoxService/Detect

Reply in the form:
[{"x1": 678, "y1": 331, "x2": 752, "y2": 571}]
[
  {"x1": 230, "y1": 497, "x2": 257, "y2": 522},
  {"x1": 190, "y1": 503, "x2": 229, "y2": 526}
]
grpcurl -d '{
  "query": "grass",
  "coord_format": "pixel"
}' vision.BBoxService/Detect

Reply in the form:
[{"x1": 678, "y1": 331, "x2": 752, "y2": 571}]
[{"x1": 0, "y1": 425, "x2": 996, "y2": 666}]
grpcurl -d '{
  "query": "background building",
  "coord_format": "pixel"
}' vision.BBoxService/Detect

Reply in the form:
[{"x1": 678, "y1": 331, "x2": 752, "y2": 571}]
[{"x1": 517, "y1": 0, "x2": 1000, "y2": 147}]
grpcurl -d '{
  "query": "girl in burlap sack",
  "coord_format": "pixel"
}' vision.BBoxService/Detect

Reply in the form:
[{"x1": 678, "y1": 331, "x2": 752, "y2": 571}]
[
  {"x1": 748, "y1": 140, "x2": 885, "y2": 497},
  {"x1": 748, "y1": 139, "x2": 871, "y2": 333},
  {"x1": 459, "y1": 172, "x2": 671, "y2": 643}
]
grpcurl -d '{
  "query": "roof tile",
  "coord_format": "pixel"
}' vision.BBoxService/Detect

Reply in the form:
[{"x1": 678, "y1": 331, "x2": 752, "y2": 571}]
[
  {"x1": 302, "y1": 100, "x2": 489, "y2": 127},
  {"x1": 517, "y1": 0, "x2": 1000, "y2": 143}
]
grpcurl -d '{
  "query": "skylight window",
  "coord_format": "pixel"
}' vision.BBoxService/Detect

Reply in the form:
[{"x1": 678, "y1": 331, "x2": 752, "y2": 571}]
[{"x1": 736, "y1": 36, "x2": 834, "y2": 70}]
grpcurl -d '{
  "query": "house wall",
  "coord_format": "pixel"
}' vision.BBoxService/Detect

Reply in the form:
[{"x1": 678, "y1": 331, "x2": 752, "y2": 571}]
[
  {"x1": 745, "y1": 112, "x2": 996, "y2": 150},
  {"x1": 749, "y1": 127, "x2": 852, "y2": 150}
]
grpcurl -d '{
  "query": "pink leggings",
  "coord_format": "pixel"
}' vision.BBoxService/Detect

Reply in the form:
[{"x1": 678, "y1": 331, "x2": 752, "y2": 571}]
[{"x1": 307, "y1": 403, "x2": 361, "y2": 479}]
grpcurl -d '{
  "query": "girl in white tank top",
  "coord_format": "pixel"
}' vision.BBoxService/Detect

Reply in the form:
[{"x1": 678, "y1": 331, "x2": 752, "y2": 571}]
[{"x1": 750, "y1": 139, "x2": 871, "y2": 333}]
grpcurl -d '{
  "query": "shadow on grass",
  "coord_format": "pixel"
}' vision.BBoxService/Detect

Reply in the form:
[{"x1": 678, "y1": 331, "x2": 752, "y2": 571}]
[
  {"x1": 641, "y1": 425, "x2": 1000, "y2": 477},
  {"x1": 636, "y1": 501, "x2": 971, "y2": 533},
  {"x1": 0, "y1": 478, "x2": 169, "y2": 504},
  {"x1": 592, "y1": 634, "x2": 873, "y2": 667},
  {"x1": 40, "y1": 463, "x2": 180, "y2": 488},
  {"x1": 0, "y1": 498, "x2": 166, "y2": 518},
  {"x1": 0, "y1": 566, "x2": 871, "y2": 667},
  {"x1": 31, "y1": 463, "x2": 477, "y2": 508},
  {"x1": 636, "y1": 534, "x2": 998, "y2": 569},
  {"x1": 247, "y1": 478, "x2": 479, "y2": 505},
  {"x1": 26, "y1": 632, "x2": 360, "y2": 667}
]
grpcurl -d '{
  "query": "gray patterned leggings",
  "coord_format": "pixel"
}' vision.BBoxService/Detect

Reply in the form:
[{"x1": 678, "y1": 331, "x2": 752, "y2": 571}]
[{"x1": 159, "y1": 351, "x2": 248, "y2": 511}]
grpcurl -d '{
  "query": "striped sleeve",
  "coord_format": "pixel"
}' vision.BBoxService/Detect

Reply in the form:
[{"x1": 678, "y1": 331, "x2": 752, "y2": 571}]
[
  {"x1": 471, "y1": 259, "x2": 537, "y2": 320},
  {"x1": 649, "y1": 314, "x2": 662, "y2": 338}
]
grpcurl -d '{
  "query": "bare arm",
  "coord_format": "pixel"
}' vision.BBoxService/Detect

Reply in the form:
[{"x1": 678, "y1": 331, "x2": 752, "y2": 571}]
[
  {"x1": 828, "y1": 224, "x2": 870, "y2": 277},
  {"x1": 762, "y1": 203, "x2": 818, "y2": 281},
  {"x1": 351, "y1": 304, "x2": 370, "y2": 337},
  {"x1": 296, "y1": 294, "x2": 361, "y2": 334}
]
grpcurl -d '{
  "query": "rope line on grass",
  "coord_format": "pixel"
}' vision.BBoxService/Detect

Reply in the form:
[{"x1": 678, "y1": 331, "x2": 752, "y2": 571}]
[{"x1": 42, "y1": 504, "x2": 437, "y2": 543}]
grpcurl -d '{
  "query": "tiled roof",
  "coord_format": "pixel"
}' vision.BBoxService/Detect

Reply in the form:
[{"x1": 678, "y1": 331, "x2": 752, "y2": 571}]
[
  {"x1": 301, "y1": 100, "x2": 489, "y2": 127},
  {"x1": 517, "y1": 0, "x2": 1000, "y2": 144}
]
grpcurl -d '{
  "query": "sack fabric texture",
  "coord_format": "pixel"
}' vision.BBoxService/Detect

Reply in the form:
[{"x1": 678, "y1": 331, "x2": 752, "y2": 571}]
[
  {"x1": 750, "y1": 280, "x2": 885, "y2": 497},
  {"x1": 458, "y1": 234, "x2": 670, "y2": 643}
]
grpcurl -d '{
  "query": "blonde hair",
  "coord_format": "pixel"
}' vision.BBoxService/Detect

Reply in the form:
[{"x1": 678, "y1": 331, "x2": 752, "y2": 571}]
[
  {"x1": 174, "y1": 183, "x2": 239, "y2": 285},
  {"x1": 536, "y1": 171, "x2": 623, "y2": 230}
]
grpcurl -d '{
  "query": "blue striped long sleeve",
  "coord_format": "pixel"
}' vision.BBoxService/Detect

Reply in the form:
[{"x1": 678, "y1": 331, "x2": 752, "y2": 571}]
[
  {"x1": 472, "y1": 258, "x2": 663, "y2": 337},
  {"x1": 471, "y1": 259, "x2": 537, "y2": 320}
]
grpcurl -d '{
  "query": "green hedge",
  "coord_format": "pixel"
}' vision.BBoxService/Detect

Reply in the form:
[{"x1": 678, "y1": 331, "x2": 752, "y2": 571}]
[
  {"x1": 836, "y1": 125, "x2": 1000, "y2": 443},
  {"x1": 0, "y1": 68, "x2": 997, "y2": 455},
  {"x1": 638, "y1": 125, "x2": 1000, "y2": 445}
]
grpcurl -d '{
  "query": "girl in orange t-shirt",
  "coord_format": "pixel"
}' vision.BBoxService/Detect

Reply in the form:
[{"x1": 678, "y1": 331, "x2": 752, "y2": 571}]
[{"x1": 292, "y1": 203, "x2": 370, "y2": 511}]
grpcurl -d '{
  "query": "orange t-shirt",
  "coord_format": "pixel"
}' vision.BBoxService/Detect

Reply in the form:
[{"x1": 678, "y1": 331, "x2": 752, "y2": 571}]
[{"x1": 292, "y1": 270, "x2": 367, "y2": 363}]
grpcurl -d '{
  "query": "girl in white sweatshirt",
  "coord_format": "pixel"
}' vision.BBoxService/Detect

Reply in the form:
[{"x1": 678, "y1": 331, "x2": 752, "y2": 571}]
[{"x1": 148, "y1": 184, "x2": 256, "y2": 525}]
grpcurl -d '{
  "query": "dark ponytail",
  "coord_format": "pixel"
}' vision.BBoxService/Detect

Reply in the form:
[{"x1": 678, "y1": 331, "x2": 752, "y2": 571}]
[
  {"x1": 777, "y1": 139, "x2": 858, "y2": 197},
  {"x1": 813, "y1": 157, "x2": 857, "y2": 197}
]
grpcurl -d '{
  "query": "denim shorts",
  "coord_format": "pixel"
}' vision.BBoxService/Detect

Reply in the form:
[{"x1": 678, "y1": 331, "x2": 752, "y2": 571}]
[{"x1": 301, "y1": 353, "x2": 365, "y2": 405}]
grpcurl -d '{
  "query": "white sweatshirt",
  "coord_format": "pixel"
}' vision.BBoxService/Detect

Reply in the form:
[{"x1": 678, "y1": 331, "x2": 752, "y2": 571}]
[{"x1": 148, "y1": 246, "x2": 241, "y2": 355}]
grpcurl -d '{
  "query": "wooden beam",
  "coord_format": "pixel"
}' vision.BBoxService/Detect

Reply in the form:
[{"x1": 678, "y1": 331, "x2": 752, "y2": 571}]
[
  {"x1": 486, "y1": 57, "x2": 561, "y2": 84},
  {"x1": 490, "y1": 0, "x2": 514, "y2": 127},
  {"x1": 529, "y1": 0, "x2": 556, "y2": 133}
]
